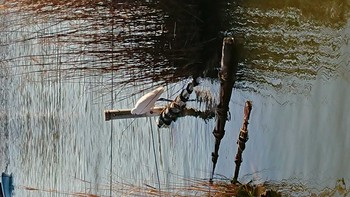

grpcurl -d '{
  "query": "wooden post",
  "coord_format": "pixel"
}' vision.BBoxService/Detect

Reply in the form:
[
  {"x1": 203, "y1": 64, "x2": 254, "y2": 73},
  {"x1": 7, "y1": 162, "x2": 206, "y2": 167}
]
[
  {"x1": 210, "y1": 37, "x2": 238, "y2": 184},
  {"x1": 232, "y1": 101, "x2": 252, "y2": 183}
]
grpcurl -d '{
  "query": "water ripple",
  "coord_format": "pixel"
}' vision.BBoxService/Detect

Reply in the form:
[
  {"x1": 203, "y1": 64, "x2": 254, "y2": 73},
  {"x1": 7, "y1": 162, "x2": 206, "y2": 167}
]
[{"x1": 226, "y1": 2, "x2": 350, "y2": 95}]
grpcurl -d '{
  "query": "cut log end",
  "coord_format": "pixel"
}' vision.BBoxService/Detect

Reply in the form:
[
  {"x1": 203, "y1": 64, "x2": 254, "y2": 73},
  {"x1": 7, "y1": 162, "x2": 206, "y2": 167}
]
[{"x1": 223, "y1": 37, "x2": 235, "y2": 44}]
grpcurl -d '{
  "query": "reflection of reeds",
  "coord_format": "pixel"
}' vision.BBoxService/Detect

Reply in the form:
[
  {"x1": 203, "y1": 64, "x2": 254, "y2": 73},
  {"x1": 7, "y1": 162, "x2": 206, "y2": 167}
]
[{"x1": 1, "y1": 0, "x2": 224, "y2": 103}]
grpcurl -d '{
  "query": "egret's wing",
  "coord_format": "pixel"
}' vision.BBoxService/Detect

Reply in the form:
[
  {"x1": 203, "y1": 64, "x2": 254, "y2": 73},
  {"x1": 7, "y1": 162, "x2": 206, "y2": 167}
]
[{"x1": 131, "y1": 86, "x2": 165, "y2": 115}]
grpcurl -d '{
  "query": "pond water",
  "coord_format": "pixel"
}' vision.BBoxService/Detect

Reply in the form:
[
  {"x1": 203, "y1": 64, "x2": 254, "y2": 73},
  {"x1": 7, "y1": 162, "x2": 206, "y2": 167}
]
[{"x1": 1, "y1": 0, "x2": 350, "y2": 196}]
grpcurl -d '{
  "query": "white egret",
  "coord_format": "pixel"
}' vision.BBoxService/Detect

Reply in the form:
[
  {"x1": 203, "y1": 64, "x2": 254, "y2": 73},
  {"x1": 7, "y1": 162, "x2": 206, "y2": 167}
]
[{"x1": 131, "y1": 86, "x2": 165, "y2": 115}]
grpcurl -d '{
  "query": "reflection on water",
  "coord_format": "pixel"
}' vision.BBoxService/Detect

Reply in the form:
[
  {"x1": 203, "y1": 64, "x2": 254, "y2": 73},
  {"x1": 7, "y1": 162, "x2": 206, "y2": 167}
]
[
  {"x1": 1, "y1": 0, "x2": 350, "y2": 196},
  {"x1": 1, "y1": 0, "x2": 225, "y2": 100},
  {"x1": 221, "y1": 0, "x2": 350, "y2": 192},
  {"x1": 228, "y1": 0, "x2": 350, "y2": 96}
]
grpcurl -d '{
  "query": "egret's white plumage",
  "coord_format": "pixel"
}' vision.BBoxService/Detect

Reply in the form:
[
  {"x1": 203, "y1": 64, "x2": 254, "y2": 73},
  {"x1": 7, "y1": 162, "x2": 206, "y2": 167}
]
[{"x1": 131, "y1": 86, "x2": 165, "y2": 115}]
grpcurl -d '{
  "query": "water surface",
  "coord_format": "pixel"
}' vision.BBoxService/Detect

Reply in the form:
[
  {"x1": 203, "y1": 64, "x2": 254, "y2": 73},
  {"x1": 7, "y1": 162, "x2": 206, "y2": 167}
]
[{"x1": 1, "y1": 0, "x2": 350, "y2": 196}]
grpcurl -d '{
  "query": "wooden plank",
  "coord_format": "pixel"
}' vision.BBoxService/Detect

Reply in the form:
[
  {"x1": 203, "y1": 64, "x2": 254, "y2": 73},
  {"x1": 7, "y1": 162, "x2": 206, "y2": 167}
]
[
  {"x1": 105, "y1": 107, "x2": 215, "y2": 121},
  {"x1": 104, "y1": 107, "x2": 164, "y2": 121}
]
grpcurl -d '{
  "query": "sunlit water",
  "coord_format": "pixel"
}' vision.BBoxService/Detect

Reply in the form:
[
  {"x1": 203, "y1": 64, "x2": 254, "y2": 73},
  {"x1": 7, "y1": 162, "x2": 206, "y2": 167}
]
[{"x1": 1, "y1": 1, "x2": 350, "y2": 196}]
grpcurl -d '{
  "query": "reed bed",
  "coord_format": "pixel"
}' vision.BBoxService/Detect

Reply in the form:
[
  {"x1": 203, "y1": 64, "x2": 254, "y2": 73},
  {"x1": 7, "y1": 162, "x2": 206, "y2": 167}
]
[
  {"x1": 17, "y1": 176, "x2": 350, "y2": 196},
  {"x1": 84, "y1": 177, "x2": 277, "y2": 197},
  {"x1": 71, "y1": 177, "x2": 349, "y2": 196}
]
